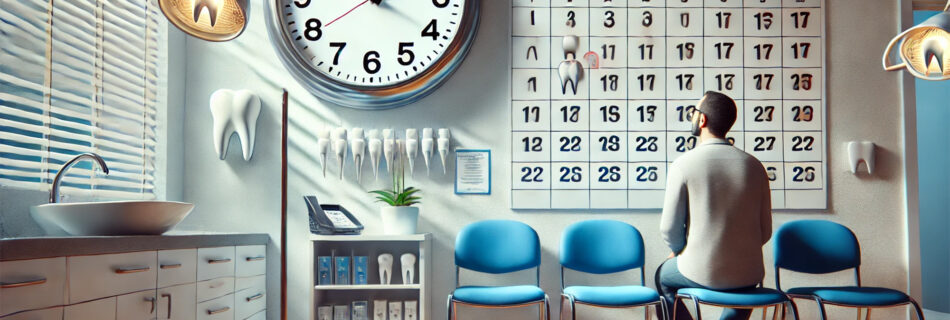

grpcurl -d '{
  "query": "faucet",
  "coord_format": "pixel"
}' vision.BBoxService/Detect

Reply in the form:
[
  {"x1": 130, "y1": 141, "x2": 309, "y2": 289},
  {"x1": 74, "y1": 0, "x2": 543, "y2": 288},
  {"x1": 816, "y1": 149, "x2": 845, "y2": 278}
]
[{"x1": 50, "y1": 153, "x2": 110, "y2": 203}]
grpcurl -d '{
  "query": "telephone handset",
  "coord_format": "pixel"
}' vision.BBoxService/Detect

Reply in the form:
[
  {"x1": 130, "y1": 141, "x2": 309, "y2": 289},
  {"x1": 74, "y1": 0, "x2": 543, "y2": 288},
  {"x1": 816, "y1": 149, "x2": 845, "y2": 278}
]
[{"x1": 304, "y1": 196, "x2": 364, "y2": 235}]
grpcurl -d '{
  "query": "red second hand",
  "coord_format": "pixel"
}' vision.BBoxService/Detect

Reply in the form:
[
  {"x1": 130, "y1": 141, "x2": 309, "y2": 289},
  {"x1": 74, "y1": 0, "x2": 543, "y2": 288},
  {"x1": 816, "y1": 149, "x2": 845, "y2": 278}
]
[{"x1": 325, "y1": 0, "x2": 370, "y2": 27}]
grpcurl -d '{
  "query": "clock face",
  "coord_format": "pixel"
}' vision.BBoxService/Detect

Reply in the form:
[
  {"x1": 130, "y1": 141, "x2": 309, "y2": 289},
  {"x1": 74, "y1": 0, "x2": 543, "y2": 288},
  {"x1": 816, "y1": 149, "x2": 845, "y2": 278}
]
[{"x1": 280, "y1": 0, "x2": 467, "y2": 88}]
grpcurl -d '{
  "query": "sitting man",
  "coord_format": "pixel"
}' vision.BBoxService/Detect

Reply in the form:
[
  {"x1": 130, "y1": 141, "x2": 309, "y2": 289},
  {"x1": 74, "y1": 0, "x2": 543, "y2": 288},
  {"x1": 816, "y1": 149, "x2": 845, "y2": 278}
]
[{"x1": 656, "y1": 91, "x2": 773, "y2": 320}]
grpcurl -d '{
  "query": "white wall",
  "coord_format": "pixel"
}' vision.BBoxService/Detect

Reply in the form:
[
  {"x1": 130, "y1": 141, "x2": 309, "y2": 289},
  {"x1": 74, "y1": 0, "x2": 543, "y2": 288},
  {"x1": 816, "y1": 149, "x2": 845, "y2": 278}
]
[{"x1": 177, "y1": 0, "x2": 918, "y2": 319}]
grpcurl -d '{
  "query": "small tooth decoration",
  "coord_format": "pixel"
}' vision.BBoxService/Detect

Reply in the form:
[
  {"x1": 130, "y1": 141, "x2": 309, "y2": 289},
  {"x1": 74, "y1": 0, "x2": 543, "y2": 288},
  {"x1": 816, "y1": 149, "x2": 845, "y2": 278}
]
[
  {"x1": 421, "y1": 128, "x2": 434, "y2": 175},
  {"x1": 350, "y1": 128, "x2": 365, "y2": 182},
  {"x1": 209, "y1": 89, "x2": 261, "y2": 161},
  {"x1": 317, "y1": 128, "x2": 331, "y2": 177},
  {"x1": 438, "y1": 128, "x2": 451, "y2": 174},
  {"x1": 400, "y1": 253, "x2": 416, "y2": 285},
  {"x1": 383, "y1": 137, "x2": 396, "y2": 174},
  {"x1": 405, "y1": 129, "x2": 418, "y2": 176},
  {"x1": 332, "y1": 128, "x2": 348, "y2": 180},
  {"x1": 367, "y1": 130, "x2": 382, "y2": 180}
]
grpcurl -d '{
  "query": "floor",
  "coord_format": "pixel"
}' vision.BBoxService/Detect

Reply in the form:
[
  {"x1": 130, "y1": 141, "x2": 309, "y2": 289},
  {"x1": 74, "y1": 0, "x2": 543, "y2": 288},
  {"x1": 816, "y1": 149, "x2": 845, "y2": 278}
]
[{"x1": 926, "y1": 309, "x2": 950, "y2": 320}]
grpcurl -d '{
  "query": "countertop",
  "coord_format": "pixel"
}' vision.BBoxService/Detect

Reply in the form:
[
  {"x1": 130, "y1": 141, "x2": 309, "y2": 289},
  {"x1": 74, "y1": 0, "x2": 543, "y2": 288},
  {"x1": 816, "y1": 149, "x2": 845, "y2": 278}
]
[{"x1": 0, "y1": 231, "x2": 270, "y2": 261}]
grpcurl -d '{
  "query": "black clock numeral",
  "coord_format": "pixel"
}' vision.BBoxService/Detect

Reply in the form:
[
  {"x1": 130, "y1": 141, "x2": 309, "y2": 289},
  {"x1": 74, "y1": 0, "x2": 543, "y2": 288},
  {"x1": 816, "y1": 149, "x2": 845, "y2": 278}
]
[
  {"x1": 432, "y1": 0, "x2": 449, "y2": 8},
  {"x1": 422, "y1": 19, "x2": 440, "y2": 40},
  {"x1": 329, "y1": 42, "x2": 346, "y2": 65},
  {"x1": 304, "y1": 18, "x2": 322, "y2": 41},
  {"x1": 363, "y1": 51, "x2": 381, "y2": 74},
  {"x1": 398, "y1": 42, "x2": 415, "y2": 66},
  {"x1": 294, "y1": 0, "x2": 310, "y2": 8}
]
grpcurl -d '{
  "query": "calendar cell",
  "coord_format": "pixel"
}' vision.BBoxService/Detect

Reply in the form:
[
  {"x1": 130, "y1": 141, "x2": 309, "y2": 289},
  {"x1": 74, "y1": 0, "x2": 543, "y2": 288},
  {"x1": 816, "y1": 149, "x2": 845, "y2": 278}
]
[
  {"x1": 704, "y1": 8, "x2": 743, "y2": 36},
  {"x1": 513, "y1": 8, "x2": 552, "y2": 37},
  {"x1": 513, "y1": 37, "x2": 552, "y2": 69},
  {"x1": 513, "y1": 69, "x2": 552, "y2": 100},
  {"x1": 782, "y1": 37, "x2": 821, "y2": 67},
  {"x1": 552, "y1": 8, "x2": 591, "y2": 36},
  {"x1": 784, "y1": 162, "x2": 822, "y2": 190},
  {"x1": 762, "y1": 161, "x2": 784, "y2": 190},
  {"x1": 725, "y1": 131, "x2": 744, "y2": 150},
  {"x1": 705, "y1": 0, "x2": 744, "y2": 7},
  {"x1": 590, "y1": 68, "x2": 628, "y2": 99},
  {"x1": 591, "y1": 101, "x2": 628, "y2": 131},
  {"x1": 629, "y1": 0, "x2": 667, "y2": 8},
  {"x1": 785, "y1": 189, "x2": 826, "y2": 209},
  {"x1": 591, "y1": 162, "x2": 628, "y2": 189},
  {"x1": 744, "y1": 68, "x2": 783, "y2": 99},
  {"x1": 513, "y1": 101, "x2": 552, "y2": 131},
  {"x1": 591, "y1": 189, "x2": 628, "y2": 209},
  {"x1": 628, "y1": 8, "x2": 667, "y2": 36},
  {"x1": 628, "y1": 37, "x2": 667, "y2": 68},
  {"x1": 628, "y1": 132, "x2": 667, "y2": 162},
  {"x1": 552, "y1": 0, "x2": 590, "y2": 7},
  {"x1": 513, "y1": 0, "x2": 550, "y2": 7},
  {"x1": 628, "y1": 162, "x2": 667, "y2": 190},
  {"x1": 628, "y1": 101, "x2": 667, "y2": 131},
  {"x1": 551, "y1": 71, "x2": 591, "y2": 100},
  {"x1": 744, "y1": 37, "x2": 783, "y2": 67},
  {"x1": 783, "y1": 132, "x2": 822, "y2": 162},
  {"x1": 591, "y1": 0, "x2": 626, "y2": 7},
  {"x1": 783, "y1": 68, "x2": 821, "y2": 99},
  {"x1": 591, "y1": 8, "x2": 628, "y2": 36},
  {"x1": 667, "y1": 69, "x2": 705, "y2": 99},
  {"x1": 666, "y1": 0, "x2": 703, "y2": 8},
  {"x1": 782, "y1": 8, "x2": 820, "y2": 37},
  {"x1": 552, "y1": 102, "x2": 591, "y2": 130},
  {"x1": 512, "y1": 190, "x2": 551, "y2": 209},
  {"x1": 590, "y1": 37, "x2": 628, "y2": 68},
  {"x1": 782, "y1": 0, "x2": 820, "y2": 8},
  {"x1": 549, "y1": 36, "x2": 591, "y2": 68},
  {"x1": 744, "y1": 132, "x2": 784, "y2": 161},
  {"x1": 744, "y1": 101, "x2": 783, "y2": 131},
  {"x1": 552, "y1": 132, "x2": 591, "y2": 162},
  {"x1": 782, "y1": 101, "x2": 821, "y2": 131},
  {"x1": 667, "y1": 132, "x2": 699, "y2": 161},
  {"x1": 629, "y1": 190, "x2": 667, "y2": 208},
  {"x1": 627, "y1": 68, "x2": 667, "y2": 99},
  {"x1": 704, "y1": 68, "x2": 744, "y2": 97},
  {"x1": 744, "y1": 0, "x2": 782, "y2": 7},
  {"x1": 667, "y1": 100, "x2": 698, "y2": 131},
  {"x1": 552, "y1": 163, "x2": 591, "y2": 190},
  {"x1": 743, "y1": 8, "x2": 782, "y2": 37},
  {"x1": 513, "y1": 132, "x2": 552, "y2": 162},
  {"x1": 513, "y1": 163, "x2": 552, "y2": 190},
  {"x1": 667, "y1": 8, "x2": 704, "y2": 36},
  {"x1": 591, "y1": 132, "x2": 628, "y2": 161},
  {"x1": 704, "y1": 39, "x2": 744, "y2": 67},
  {"x1": 668, "y1": 37, "x2": 704, "y2": 67},
  {"x1": 552, "y1": 190, "x2": 591, "y2": 208}
]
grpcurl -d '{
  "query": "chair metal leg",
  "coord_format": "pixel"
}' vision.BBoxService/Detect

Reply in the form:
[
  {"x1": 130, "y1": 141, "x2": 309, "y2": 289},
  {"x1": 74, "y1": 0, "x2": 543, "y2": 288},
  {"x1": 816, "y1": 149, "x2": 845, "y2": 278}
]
[
  {"x1": 646, "y1": 304, "x2": 652, "y2": 320},
  {"x1": 779, "y1": 303, "x2": 786, "y2": 320},
  {"x1": 690, "y1": 297, "x2": 703, "y2": 320},
  {"x1": 660, "y1": 297, "x2": 671, "y2": 320},
  {"x1": 865, "y1": 308, "x2": 871, "y2": 320},
  {"x1": 813, "y1": 297, "x2": 828, "y2": 320},
  {"x1": 787, "y1": 300, "x2": 801, "y2": 320},
  {"x1": 545, "y1": 296, "x2": 551, "y2": 320},
  {"x1": 772, "y1": 305, "x2": 780, "y2": 320},
  {"x1": 910, "y1": 298, "x2": 926, "y2": 320},
  {"x1": 446, "y1": 296, "x2": 453, "y2": 320}
]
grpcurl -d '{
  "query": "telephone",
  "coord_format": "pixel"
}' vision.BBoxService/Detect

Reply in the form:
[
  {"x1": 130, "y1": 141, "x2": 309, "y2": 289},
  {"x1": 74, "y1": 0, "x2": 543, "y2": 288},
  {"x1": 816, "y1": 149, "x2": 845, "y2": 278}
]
[{"x1": 304, "y1": 196, "x2": 364, "y2": 235}]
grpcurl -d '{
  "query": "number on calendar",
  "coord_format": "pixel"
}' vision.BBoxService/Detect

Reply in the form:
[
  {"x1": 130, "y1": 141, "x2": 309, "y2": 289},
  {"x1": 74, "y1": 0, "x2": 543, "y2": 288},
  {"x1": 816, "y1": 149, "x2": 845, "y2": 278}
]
[
  {"x1": 635, "y1": 166, "x2": 659, "y2": 182},
  {"x1": 598, "y1": 166, "x2": 621, "y2": 182},
  {"x1": 560, "y1": 167, "x2": 583, "y2": 182},
  {"x1": 521, "y1": 167, "x2": 543, "y2": 182}
]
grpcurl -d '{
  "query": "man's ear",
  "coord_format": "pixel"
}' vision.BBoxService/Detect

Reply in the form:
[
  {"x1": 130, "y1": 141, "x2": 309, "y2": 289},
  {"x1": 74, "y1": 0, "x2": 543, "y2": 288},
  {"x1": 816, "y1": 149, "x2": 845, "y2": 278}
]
[{"x1": 698, "y1": 113, "x2": 708, "y2": 128}]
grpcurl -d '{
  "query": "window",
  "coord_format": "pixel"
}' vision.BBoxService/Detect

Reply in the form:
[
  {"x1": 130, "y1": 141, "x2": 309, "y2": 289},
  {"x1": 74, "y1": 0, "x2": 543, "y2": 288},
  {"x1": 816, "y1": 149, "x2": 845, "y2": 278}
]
[{"x1": 0, "y1": 0, "x2": 165, "y2": 199}]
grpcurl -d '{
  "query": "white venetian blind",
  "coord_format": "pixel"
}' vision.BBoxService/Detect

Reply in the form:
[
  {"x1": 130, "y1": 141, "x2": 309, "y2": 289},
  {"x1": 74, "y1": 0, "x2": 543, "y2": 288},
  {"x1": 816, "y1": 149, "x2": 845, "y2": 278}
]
[{"x1": 0, "y1": 0, "x2": 164, "y2": 200}]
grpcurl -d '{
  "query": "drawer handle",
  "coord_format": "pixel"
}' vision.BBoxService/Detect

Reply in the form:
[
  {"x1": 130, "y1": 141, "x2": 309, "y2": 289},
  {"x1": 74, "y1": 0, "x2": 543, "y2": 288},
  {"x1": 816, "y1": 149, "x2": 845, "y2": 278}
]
[
  {"x1": 144, "y1": 296, "x2": 156, "y2": 314},
  {"x1": 160, "y1": 263, "x2": 182, "y2": 269},
  {"x1": 245, "y1": 256, "x2": 265, "y2": 262},
  {"x1": 115, "y1": 266, "x2": 151, "y2": 274},
  {"x1": 207, "y1": 258, "x2": 232, "y2": 264},
  {"x1": 161, "y1": 293, "x2": 172, "y2": 319},
  {"x1": 246, "y1": 293, "x2": 264, "y2": 302},
  {"x1": 207, "y1": 306, "x2": 230, "y2": 315},
  {"x1": 0, "y1": 278, "x2": 47, "y2": 289}
]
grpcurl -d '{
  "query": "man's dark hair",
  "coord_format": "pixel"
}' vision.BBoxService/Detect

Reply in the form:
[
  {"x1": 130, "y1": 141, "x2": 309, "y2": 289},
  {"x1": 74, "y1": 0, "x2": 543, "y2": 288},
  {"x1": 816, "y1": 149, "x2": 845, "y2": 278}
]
[{"x1": 699, "y1": 91, "x2": 737, "y2": 137}]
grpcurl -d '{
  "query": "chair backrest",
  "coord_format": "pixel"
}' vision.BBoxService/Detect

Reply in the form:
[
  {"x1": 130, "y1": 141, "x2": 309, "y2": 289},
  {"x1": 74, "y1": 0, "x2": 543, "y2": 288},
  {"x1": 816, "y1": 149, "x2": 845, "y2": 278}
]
[
  {"x1": 455, "y1": 220, "x2": 540, "y2": 274},
  {"x1": 774, "y1": 220, "x2": 861, "y2": 275},
  {"x1": 560, "y1": 220, "x2": 645, "y2": 274}
]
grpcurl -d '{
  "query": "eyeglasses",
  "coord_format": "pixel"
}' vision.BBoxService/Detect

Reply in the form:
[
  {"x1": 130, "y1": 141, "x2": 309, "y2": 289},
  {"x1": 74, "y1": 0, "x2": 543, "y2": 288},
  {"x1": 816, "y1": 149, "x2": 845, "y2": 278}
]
[{"x1": 690, "y1": 108, "x2": 705, "y2": 121}]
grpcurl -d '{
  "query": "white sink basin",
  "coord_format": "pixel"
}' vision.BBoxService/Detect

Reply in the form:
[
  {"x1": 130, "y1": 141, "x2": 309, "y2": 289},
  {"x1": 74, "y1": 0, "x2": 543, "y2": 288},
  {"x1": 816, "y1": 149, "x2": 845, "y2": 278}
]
[{"x1": 30, "y1": 201, "x2": 194, "y2": 236}]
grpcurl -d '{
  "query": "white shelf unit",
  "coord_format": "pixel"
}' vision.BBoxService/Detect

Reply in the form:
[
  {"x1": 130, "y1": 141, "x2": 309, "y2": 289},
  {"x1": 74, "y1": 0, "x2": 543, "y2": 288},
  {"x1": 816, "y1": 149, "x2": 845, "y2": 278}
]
[{"x1": 310, "y1": 233, "x2": 432, "y2": 320}]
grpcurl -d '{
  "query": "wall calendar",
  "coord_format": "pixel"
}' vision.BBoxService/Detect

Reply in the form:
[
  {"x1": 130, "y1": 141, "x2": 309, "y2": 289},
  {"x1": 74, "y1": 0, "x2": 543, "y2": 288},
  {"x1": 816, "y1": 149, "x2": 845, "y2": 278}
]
[{"x1": 510, "y1": 0, "x2": 827, "y2": 210}]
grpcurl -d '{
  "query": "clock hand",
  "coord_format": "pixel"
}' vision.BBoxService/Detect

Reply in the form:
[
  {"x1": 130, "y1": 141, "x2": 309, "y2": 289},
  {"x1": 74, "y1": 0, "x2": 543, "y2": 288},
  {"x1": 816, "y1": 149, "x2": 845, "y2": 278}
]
[{"x1": 325, "y1": 0, "x2": 372, "y2": 27}]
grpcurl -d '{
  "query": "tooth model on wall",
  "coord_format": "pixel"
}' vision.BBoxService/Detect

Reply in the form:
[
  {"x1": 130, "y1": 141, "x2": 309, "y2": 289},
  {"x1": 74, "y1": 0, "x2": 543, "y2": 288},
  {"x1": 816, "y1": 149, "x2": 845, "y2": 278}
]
[
  {"x1": 421, "y1": 128, "x2": 434, "y2": 175},
  {"x1": 405, "y1": 129, "x2": 418, "y2": 176},
  {"x1": 438, "y1": 128, "x2": 451, "y2": 174},
  {"x1": 210, "y1": 89, "x2": 261, "y2": 161},
  {"x1": 382, "y1": 129, "x2": 395, "y2": 174},
  {"x1": 332, "y1": 127, "x2": 348, "y2": 179},
  {"x1": 367, "y1": 130, "x2": 382, "y2": 180},
  {"x1": 350, "y1": 128, "x2": 365, "y2": 183},
  {"x1": 317, "y1": 128, "x2": 330, "y2": 177}
]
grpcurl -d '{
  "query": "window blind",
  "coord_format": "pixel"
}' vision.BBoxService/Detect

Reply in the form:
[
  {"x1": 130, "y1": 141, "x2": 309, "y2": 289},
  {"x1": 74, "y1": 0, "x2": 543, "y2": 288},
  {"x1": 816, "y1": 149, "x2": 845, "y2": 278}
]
[{"x1": 0, "y1": 0, "x2": 164, "y2": 200}]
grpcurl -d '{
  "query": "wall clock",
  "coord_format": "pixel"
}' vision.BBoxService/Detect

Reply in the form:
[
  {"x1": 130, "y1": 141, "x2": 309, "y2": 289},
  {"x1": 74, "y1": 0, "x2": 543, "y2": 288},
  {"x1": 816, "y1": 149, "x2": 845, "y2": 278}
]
[{"x1": 265, "y1": 0, "x2": 479, "y2": 109}]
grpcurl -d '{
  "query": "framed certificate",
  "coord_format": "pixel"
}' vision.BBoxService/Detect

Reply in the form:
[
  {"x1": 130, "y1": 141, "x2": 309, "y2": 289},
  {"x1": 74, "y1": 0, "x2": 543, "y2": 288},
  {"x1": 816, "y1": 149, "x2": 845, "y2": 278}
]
[{"x1": 455, "y1": 149, "x2": 491, "y2": 195}]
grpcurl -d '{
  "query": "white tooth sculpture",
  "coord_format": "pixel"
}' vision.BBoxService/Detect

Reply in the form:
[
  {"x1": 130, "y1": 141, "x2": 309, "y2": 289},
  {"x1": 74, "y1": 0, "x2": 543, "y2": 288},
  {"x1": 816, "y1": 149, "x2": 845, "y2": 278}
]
[
  {"x1": 367, "y1": 130, "x2": 382, "y2": 180},
  {"x1": 210, "y1": 89, "x2": 261, "y2": 161},
  {"x1": 847, "y1": 141, "x2": 876, "y2": 174},
  {"x1": 438, "y1": 128, "x2": 451, "y2": 174},
  {"x1": 405, "y1": 129, "x2": 418, "y2": 176},
  {"x1": 332, "y1": 128, "x2": 348, "y2": 179},
  {"x1": 378, "y1": 253, "x2": 394, "y2": 285},
  {"x1": 350, "y1": 128, "x2": 365, "y2": 183},
  {"x1": 382, "y1": 129, "x2": 395, "y2": 173},
  {"x1": 557, "y1": 35, "x2": 584, "y2": 95},
  {"x1": 317, "y1": 128, "x2": 331, "y2": 177},
  {"x1": 400, "y1": 253, "x2": 416, "y2": 285},
  {"x1": 422, "y1": 128, "x2": 434, "y2": 175}
]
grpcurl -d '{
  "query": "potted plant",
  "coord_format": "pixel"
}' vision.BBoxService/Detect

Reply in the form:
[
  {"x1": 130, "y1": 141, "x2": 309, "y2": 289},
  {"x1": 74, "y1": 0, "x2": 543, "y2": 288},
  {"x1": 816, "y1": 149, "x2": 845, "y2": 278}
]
[{"x1": 370, "y1": 142, "x2": 421, "y2": 235}]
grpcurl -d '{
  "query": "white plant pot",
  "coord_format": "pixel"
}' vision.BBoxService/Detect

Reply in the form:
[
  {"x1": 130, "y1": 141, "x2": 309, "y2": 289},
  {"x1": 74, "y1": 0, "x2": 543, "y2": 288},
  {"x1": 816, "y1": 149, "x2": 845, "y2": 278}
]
[{"x1": 380, "y1": 206, "x2": 419, "y2": 235}]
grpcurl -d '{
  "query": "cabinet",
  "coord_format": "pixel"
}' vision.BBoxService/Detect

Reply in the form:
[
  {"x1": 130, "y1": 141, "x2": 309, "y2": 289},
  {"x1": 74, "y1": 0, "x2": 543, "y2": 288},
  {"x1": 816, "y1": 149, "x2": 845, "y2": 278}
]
[
  {"x1": 0, "y1": 307, "x2": 63, "y2": 320},
  {"x1": 310, "y1": 234, "x2": 431, "y2": 320},
  {"x1": 64, "y1": 297, "x2": 115, "y2": 320},
  {"x1": 159, "y1": 283, "x2": 197, "y2": 320}
]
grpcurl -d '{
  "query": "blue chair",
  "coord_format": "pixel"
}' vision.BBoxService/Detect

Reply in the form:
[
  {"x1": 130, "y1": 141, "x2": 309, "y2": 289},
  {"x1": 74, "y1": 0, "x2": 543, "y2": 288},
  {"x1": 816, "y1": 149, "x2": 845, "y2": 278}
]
[
  {"x1": 773, "y1": 220, "x2": 925, "y2": 320},
  {"x1": 448, "y1": 220, "x2": 549, "y2": 320},
  {"x1": 559, "y1": 220, "x2": 667, "y2": 320},
  {"x1": 674, "y1": 286, "x2": 800, "y2": 320}
]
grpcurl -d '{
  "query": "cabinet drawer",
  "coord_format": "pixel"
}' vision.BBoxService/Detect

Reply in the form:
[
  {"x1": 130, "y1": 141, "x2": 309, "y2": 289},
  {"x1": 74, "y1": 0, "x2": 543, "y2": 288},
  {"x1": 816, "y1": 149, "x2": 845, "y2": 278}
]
[
  {"x1": 235, "y1": 274, "x2": 264, "y2": 292},
  {"x1": 64, "y1": 297, "x2": 116, "y2": 320},
  {"x1": 0, "y1": 307, "x2": 63, "y2": 320},
  {"x1": 196, "y1": 277, "x2": 234, "y2": 303},
  {"x1": 245, "y1": 309, "x2": 266, "y2": 320},
  {"x1": 0, "y1": 257, "x2": 66, "y2": 316},
  {"x1": 116, "y1": 289, "x2": 157, "y2": 320},
  {"x1": 235, "y1": 245, "x2": 265, "y2": 277},
  {"x1": 234, "y1": 285, "x2": 265, "y2": 320},
  {"x1": 197, "y1": 247, "x2": 235, "y2": 281},
  {"x1": 196, "y1": 294, "x2": 233, "y2": 320},
  {"x1": 159, "y1": 283, "x2": 197, "y2": 320},
  {"x1": 159, "y1": 249, "x2": 197, "y2": 288},
  {"x1": 67, "y1": 251, "x2": 158, "y2": 304}
]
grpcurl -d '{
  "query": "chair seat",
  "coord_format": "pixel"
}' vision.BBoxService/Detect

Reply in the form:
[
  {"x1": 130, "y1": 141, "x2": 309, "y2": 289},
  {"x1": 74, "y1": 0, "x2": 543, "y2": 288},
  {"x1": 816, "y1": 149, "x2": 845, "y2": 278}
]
[
  {"x1": 453, "y1": 285, "x2": 546, "y2": 306},
  {"x1": 678, "y1": 288, "x2": 789, "y2": 307},
  {"x1": 563, "y1": 285, "x2": 660, "y2": 306},
  {"x1": 786, "y1": 286, "x2": 911, "y2": 306}
]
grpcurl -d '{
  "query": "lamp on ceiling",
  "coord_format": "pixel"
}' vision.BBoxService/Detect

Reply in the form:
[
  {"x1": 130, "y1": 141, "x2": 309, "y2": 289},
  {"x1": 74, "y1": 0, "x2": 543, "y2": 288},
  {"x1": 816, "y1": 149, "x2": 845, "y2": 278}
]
[
  {"x1": 159, "y1": 0, "x2": 249, "y2": 42},
  {"x1": 883, "y1": 0, "x2": 950, "y2": 80}
]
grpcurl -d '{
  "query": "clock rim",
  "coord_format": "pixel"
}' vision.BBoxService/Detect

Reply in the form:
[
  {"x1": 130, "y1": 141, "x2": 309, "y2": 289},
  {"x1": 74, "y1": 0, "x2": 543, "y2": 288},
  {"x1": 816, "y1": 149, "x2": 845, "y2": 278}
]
[{"x1": 264, "y1": 0, "x2": 480, "y2": 110}]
